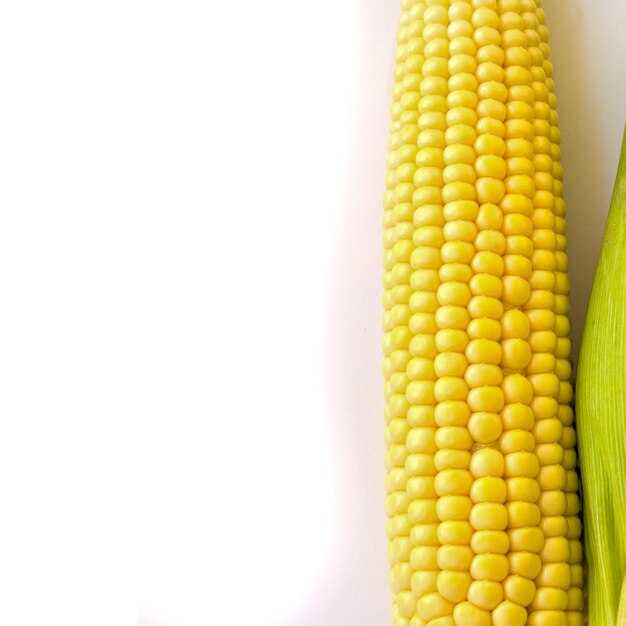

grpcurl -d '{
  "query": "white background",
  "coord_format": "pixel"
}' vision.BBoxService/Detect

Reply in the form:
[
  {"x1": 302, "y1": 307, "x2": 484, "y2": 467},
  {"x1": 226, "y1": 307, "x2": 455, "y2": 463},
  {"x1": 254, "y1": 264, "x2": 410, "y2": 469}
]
[{"x1": 0, "y1": 1, "x2": 624, "y2": 625}]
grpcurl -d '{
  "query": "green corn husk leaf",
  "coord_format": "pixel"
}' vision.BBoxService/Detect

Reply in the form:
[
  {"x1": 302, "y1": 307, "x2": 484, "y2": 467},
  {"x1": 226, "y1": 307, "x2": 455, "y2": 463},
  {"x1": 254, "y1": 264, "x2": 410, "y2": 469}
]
[{"x1": 577, "y1": 126, "x2": 626, "y2": 626}]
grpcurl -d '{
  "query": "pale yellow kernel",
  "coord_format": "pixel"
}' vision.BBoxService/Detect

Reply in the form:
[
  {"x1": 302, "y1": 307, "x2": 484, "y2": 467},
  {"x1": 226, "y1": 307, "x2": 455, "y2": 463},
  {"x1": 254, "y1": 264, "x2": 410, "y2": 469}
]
[
  {"x1": 434, "y1": 352, "x2": 468, "y2": 377},
  {"x1": 407, "y1": 476, "x2": 437, "y2": 499},
  {"x1": 467, "y1": 318, "x2": 502, "y2": 340},
  {"x1": 530, "y1": 396, "x2": 559, "y2": 420},
  {"x1": 435, "y1": 449, "x2": 472, "y2": 471},
  {"x1": 439, "y1": 263, "x2": 473, "y2": 283},
  {"x1": 437, "y1": 495, "x2": 473, "y2": 520},
  {"x1": 446, "y1": 124, "x2": 477, "y2": 147},
  {"x1": 417, "y1": 147, "x2": 444, "y2": 168},
  {"x1": 468, "y1": 295, "x2": 504, "y2": 319},
  {"x1": 504, "y1": 450, "x2": 539, "y2": 478},
  {"x1": 407, "y1": 426, "x2": 437, "y2": 453},
  {"x1": 406, "y1": 380, "x2": 436, "y2": 405},
  {"x1": 476, "y1": 61, "x2": 505, "y2": 84},
  {"x1": 447, "y1": 106, "x2": 478, "y2": 128},
  {"x1": 471, "y1": 553, "x2": 509, "y2": 581},
  {"x1": 506, "y1": 476, "x2": 540, "y2": 502},
  {"x1": 507, "y1": 500, "x2": 541, "y2": 528},
  {"x1": 503, "y1": 574, "x2": 536, "y2": 607},
  {"x1": 500, "y1": 193, "x2": 534, "y2": 216},
  {"x1": 536, "y1": 563, "x2": 572, "y2": 590},
  {"x1": 529, "y1": 270, "x2": 557, "y2": 291},
  {"x1": 567, "y1": 587, "x2": 584, "y2": 611},
  {"x1": 531, "y1": 588, "x2": 568, "y2": 611},
  {"x1": 475, "y1": 154, "x2": 506, "y2": 179},
  {"x1": 444, "y1": 201, "x2": 479, "y2": 223},
  {"x1": 444, "y1": 143, "x2": 475, "y2": 166},
  {"x1": 476, "y1": 178, "x2": 506, "y2": 204},
  {"x1": 436, "y1": 328, "x2": 469, "y2": 352},
  {"x1": 475, "y1": 133, "x2": 506, "y2": 156},
  {"x1": 508, "y1": 551, "x2": 542, "y2": 579},
  {"x1": 465, "y1": 363, "x2": 503, "y2": 387},
  {"x1": 468, "y1": 411, "x2": 503, "y2": 443},
  {"x1": 412, "y1": 570, "x2": 439, "y2": 596},
  {"x1": 502, "y1": 275, "x2": 531, "y2": 306},
  {"x1": 526, "y1": 308, "x2": 556, "y2": 331},
  {"x1": 410, "y1": 291, "x2": 438, "y2": 313},
  {"x1": 477, "y1": 98, "x2": 507, "y2": 122},
  {"x1": 413, "y1": 206, "x2": 444, "y2": 229},
  {"x1": 438, "y1": 281, "x2": 472, "y2": 306},
  {"x1": 505, "y1": 235, "x2": 533, "y2": 257},
  {"x1": 397, "y1": 591, "x2": 418, "y2": 620},
  {"x1": 386, "y1": 492, "x2": 410, "y2": 518},
  {"x1": 475, "y1": 203, "x2": 503, "y2": 230},
  {"x1": 407, "y1": 357, "x2": 435, "y2": 380},
  {"x1": 526, "y1": 352, "x2": 556, "y2": 374},
  {"x1": 472, "y1": 7, "x2": 499, "y2": 28},
  {"x1": 536, "y1": 464, "x2": 567, "y2": 491},
  {"x1": 466, "y1": 338, "x2": 502, "y2": 364},
  {"x1": 472, "y1": 530, "x2": 510, "y2": 555},
  {"x1": 409, "y1": 499, "x2": 439, "y2": 524},
  {"x1": 477, "y1": 117, "x2": 506, "y2": 139},
  {"x1": 448, "y1": 89, "x2": 478, "y2": 110},
  {"x1": 435, "y1": 469, "x2": 473, "y2": 496},
  {"x1": 448, "y1": 72, "x2": 478, "y2": 91},
  {"x1": 406, "y1": 453, "x2": 437, "y2": 476},
  {"x1": 448, "y1": 20, "x2": 474, "y2": 41},
  {"x1": 492, "y1": 600, "x2": 527, "y2": 626},
  {"x1": 529, "y1": 373, "x2": 560, "y2": 398},
  {"x1": 501, "y1": 338, "x2": 531, "y2": 370},
  {"x1": 453, "y1": 601, "x2": 492, "y2": 626},
  {"x1": 476, "y1": 43, "x2": 504, "y2": 65},
  {"x1": 413, "y1": 225, "x2": 444, "y2": 247},
  {"x1": 501, "y1": 374, "x2": 533, "y2": 404},
  {"x1": 478, "y1": 80, "x2": 508, "y2": 103},
  {"x1": 468, "y1": 580, "x2": 503, "y2": 611},
  {"x1": 438, "y1": 520, "x2": 474, "y2": 545},
  {"x1": 435, "y1": 377, "x2": 470, "y2": 402},
  {"x1": 499, "y1": 429, "x2": 534, "y2": 454},
  {"x1": 411, "y1": 246, "x2": 442, "y2": 271},
  {"x1": 470, "y1": 502, "x2": 507, "y2": 530},
  {"x1": 469, "y1": 274, "x2": 503, "y2": 299},
  {"x1": 438, "y1": 570, "x2": 472, "y2": 604},
  {"x1": 475, "y1": 230, "x2": 506, "y2": 254},
  {"x1": 470, "y1": 476, "x2": 506, "y2": 503},
  {"x1": 472, "y1": 250, "x2": 505, "y2": 276},
  {"x1": 436, "y1": 426, "x2": 474, "y2": 450},
  {"x1": 438, "y1": 545, "x2": 474, "y2": 571},
  {"x1": 540, "y1": 536, "x2": 570, "y2": 563},
  {"x1": 416, "y1": 592, "x2": 454, "y2": 621},
  {"x1": 441, "y1": 240, "x2": 475, "y2": 264},
  {"x1": 508, "y1": 526, "x2": 544, "y2": 553},
  {"x1": 435, "y1": 305, "x2": 470, "y2": 330},
  {"x1": 470, "y1": 447, "x2": 505, "y2": 477},
  {"x1": 435, "y1": 400, "x2": 471, "y2": 426}
]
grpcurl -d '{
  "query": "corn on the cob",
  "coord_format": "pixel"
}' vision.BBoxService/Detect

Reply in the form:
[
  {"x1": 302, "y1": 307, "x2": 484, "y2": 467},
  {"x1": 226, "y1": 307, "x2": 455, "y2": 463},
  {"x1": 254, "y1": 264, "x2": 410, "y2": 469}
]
[{"x1": 382, "y1": 2, "x2": 582, "y2": 625}]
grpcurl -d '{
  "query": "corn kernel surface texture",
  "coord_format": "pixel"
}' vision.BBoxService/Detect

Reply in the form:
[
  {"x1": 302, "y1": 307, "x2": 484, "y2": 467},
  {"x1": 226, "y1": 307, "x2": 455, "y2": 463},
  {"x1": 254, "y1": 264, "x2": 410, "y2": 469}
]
[{"x1": 382, "y1": 1, "x2": 582, "y2": 624}]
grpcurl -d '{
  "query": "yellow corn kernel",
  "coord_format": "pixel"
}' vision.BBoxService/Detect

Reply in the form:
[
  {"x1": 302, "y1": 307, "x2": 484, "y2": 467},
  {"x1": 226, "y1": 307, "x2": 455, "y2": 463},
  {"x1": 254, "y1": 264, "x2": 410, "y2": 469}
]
[
  {"x1": 470, "y1": 502, "x2": 508, "y2": 530},
  {"x1": 468, "y1": 412, "x2": 503, "y2": 444},
  {"x1": 470, "y1": 447, "x2": 505, "y2": 477},
  {"x1": 468, "y1": 579, "x2": 504, "y2": 610},
  {"x1": 492, "y1": 600, "x2": 527, "y2": 626},
  {"x1": 453, "y1": 601, "x2": 492, "y2": 626},
  {"x1": 471, "y1": 530, "x2": 510, "y2": 555},
  {"x1": 503, "y1": 574, "x2": 536, "y2": 607},
  {"x1": 438, "y1": 570, "x2": 472, "y2": 603}
]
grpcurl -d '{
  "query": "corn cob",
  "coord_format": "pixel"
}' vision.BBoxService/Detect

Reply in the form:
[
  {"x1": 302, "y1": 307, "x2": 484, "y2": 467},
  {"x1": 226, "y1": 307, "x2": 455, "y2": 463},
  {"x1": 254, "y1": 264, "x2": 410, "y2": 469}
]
[{"x1": 382, "y1": 1, "x2": 583, "y2": 625}]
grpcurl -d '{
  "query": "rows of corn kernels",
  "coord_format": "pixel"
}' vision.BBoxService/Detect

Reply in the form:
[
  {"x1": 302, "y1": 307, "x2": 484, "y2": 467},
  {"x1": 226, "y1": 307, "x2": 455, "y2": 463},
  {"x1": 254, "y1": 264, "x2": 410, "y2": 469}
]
[{"x1": 382, "y1": 1, "x2": 583, "y2": 625}]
